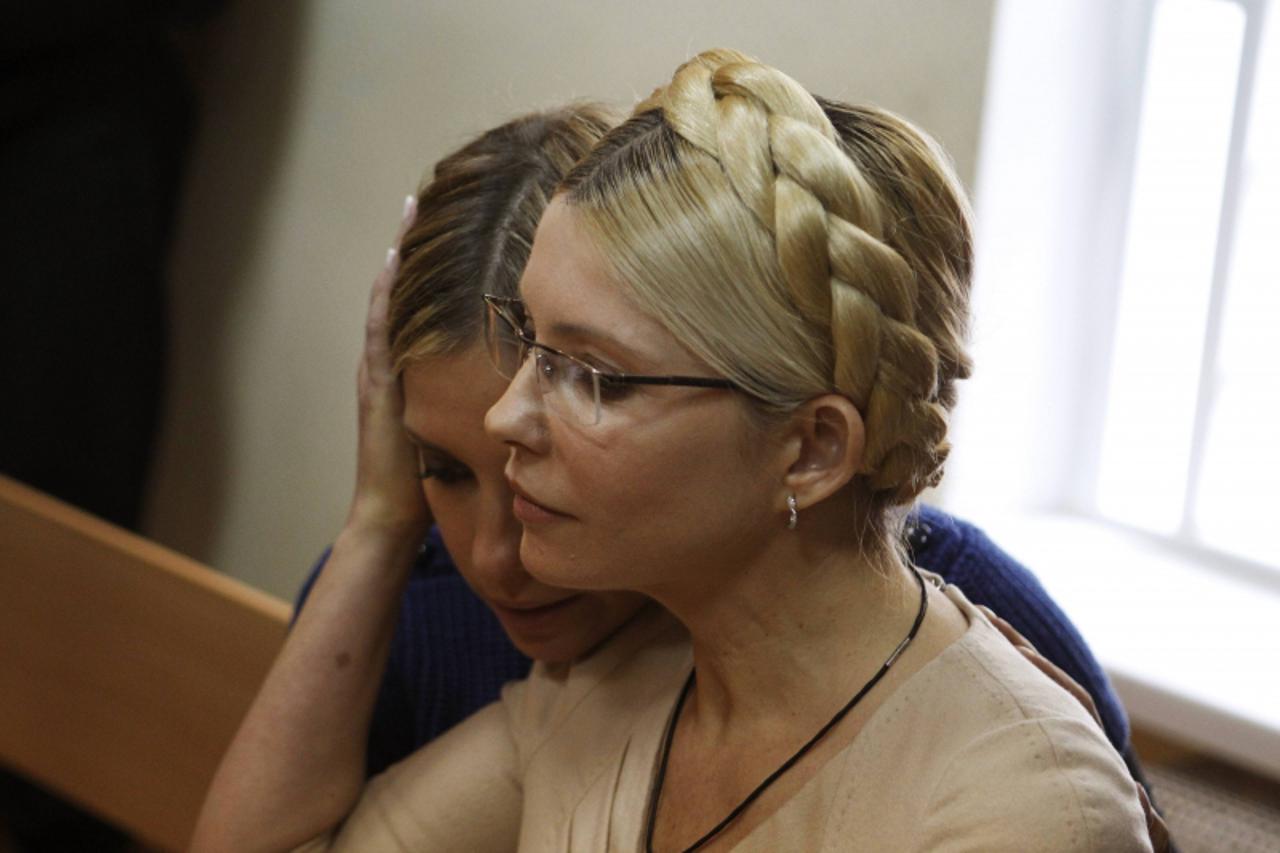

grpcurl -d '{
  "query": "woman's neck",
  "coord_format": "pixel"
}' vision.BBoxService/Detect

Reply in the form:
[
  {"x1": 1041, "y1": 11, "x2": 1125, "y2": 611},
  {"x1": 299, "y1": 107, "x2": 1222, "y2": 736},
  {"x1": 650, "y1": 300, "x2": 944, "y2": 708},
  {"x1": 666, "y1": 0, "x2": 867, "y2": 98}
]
[{"x1": 646, "y1": 528, "x2": 922, "y2": 739}]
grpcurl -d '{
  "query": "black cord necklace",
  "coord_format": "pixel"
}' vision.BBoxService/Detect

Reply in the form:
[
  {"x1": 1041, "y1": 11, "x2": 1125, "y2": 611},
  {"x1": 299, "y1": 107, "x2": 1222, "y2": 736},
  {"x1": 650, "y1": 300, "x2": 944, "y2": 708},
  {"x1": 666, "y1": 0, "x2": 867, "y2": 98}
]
[{"x1": 643, "y1": 566, "x2": 929, "y2": 853}]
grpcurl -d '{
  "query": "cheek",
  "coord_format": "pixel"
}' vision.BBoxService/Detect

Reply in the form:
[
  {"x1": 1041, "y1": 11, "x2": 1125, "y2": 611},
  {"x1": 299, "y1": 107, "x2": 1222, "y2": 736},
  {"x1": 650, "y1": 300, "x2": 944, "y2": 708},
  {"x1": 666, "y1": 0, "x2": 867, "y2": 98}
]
[
  {"x1": 570, "y1": 422, "x2": 745, "y2": 515},
  {"x1": 422, "y1": 484, "x2": 478, "y2": 577},
  {"x1": 428, "y1": 476, "x2": 531, "y2": 598},
  {"x1": 560, "y1": 424, "x2": 772, "y2": 565}
]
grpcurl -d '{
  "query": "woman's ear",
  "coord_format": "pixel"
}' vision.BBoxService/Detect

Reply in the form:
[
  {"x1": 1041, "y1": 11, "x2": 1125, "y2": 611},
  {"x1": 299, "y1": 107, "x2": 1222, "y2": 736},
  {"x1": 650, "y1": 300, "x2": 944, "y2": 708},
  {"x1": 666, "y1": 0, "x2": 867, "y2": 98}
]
[{"x1": 780, "y1": 395, "x2": 865, "y2": 511}]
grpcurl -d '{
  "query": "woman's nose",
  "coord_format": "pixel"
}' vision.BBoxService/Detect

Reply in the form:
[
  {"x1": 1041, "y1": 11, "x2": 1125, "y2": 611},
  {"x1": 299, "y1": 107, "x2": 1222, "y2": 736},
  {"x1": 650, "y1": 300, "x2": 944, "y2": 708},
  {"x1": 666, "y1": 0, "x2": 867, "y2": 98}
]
[
  {"x1": 470, "y1": 485, "x2": 528, "y2": 598},
  {"x1": 484, "y1": 357, "x2": 545, "y2": 450}
]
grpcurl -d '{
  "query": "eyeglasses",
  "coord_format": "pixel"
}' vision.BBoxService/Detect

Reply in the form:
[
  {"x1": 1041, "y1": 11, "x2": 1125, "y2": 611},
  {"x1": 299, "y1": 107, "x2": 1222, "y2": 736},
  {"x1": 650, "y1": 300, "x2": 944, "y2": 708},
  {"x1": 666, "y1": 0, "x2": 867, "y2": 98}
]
[{"x1": 482, "y1": 294, "x2": 738, "y2": 427}]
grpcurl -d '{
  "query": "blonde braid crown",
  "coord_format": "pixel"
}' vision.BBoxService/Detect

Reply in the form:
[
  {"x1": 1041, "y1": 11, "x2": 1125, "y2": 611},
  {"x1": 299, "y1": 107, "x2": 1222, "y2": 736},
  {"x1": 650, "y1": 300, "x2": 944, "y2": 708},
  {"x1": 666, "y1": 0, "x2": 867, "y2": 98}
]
[{"x1": 564, "y1": 49, "x2": 973, "y2": 508}]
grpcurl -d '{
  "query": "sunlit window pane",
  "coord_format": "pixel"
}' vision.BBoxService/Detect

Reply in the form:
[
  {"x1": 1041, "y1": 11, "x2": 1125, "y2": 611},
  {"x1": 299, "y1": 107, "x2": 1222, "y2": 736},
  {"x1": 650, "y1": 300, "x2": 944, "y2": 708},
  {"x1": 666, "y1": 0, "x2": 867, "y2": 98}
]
[
  {"x1": 1195, "y1": 4, "x2": 1280, "y2": 569},
  {"x1": 1096, "y1": 0, "x2": 1244, "y2": 533}
]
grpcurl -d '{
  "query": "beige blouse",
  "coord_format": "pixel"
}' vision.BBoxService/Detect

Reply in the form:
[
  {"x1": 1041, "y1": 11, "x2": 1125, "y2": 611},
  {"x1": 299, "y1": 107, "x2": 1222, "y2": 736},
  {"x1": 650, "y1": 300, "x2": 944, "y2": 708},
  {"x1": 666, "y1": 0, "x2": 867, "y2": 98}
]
[{"x1": 305, "y1": 580, "x2": 1151, "y2": 851}]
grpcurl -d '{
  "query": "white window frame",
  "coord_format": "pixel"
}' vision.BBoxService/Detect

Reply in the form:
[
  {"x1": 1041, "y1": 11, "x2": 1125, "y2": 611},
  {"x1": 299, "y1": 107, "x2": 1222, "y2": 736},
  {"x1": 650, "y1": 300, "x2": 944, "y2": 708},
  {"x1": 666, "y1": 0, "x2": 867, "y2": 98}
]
[{"x1": 940, "y1": 0, "x2": 1280, "y2": 778}]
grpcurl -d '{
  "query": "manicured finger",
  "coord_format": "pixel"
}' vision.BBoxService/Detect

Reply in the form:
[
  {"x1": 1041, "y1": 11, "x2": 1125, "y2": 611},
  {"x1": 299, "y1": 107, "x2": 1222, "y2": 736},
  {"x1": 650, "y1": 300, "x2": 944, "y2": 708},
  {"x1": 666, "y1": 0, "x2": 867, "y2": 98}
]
[
  {"x1": 978, "y1": 605, "x2": 1102, "y2": 725},
  {"x1": 978, "y1": 605, "x2": 1033, "y2": 652},
  {"x1": 365, "y1": 297, "x2": 394, "y2": 385},
  {"x1": 394, "y1": 194, "x2": 416, "y2": 249},
  {"x1": 370, "y1": 194, "x2": 413, "y2": 310},
  {"x1": 1019, "y1": 647, "x2": 1102, "y2": 726},
  {"x1": 367, "y1": 195, "x2": 413, "y2": 337},
  {"x1": 366, "y1": 276, "x2": 390, "y2": 347},
  {"x1": 1042, "y1": 657, "x2": 1100, "y2": 724},
  {"x1": 1136, "y1": 783, "x2": 1171, "y2": 851}
]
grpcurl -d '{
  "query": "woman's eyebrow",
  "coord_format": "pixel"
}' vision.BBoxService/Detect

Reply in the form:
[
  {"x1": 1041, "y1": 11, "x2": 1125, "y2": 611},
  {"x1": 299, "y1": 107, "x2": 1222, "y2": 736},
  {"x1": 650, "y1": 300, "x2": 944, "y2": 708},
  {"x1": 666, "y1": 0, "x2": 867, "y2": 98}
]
[
  {"x1": 547, "y1": 320, "x2": 648, "y2": 362},
  {"x1": 401, "y1": 428, "x2": 451, "y2": 457},
  {"x1": 521, "y1": 292, "x2": 658, "y2": 364}
]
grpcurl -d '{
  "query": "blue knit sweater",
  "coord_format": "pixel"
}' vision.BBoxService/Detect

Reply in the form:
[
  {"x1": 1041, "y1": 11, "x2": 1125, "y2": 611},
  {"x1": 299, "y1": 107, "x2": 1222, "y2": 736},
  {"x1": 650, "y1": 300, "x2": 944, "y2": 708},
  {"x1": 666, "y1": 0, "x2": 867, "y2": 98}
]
[{"x1": 297, "y1": 505, "x2": 1132, "y2": 777}]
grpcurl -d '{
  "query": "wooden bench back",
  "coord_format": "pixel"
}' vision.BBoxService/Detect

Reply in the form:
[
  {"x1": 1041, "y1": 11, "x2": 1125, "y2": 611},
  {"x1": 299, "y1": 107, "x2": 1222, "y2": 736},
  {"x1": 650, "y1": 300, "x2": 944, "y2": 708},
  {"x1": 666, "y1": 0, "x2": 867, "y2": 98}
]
[{"x1": 0, "y1": 475, "x2": 290, "y2": 851}]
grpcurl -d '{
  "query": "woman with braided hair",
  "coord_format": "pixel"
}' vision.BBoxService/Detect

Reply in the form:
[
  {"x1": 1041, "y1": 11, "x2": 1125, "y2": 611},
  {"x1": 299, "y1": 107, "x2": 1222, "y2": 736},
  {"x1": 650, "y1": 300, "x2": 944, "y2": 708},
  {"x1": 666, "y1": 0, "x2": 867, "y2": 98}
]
[
  {"x1": 481, "y1": 51, "x2": 1152, "y2": 845},
  {"x1": 196, "y1": 53, "x2": 1159, "y2": 852},
  {"x1": 478, "y1": 50, "x2": 1149, "y2": 849}
]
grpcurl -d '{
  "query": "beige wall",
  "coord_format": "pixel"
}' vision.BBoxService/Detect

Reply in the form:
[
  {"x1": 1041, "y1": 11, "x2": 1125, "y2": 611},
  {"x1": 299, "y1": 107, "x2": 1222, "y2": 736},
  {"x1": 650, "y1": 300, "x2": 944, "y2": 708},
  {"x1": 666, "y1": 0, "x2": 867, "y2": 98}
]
[{"x1": 145, "y1": 0, "x2": 996, "y2": 598}]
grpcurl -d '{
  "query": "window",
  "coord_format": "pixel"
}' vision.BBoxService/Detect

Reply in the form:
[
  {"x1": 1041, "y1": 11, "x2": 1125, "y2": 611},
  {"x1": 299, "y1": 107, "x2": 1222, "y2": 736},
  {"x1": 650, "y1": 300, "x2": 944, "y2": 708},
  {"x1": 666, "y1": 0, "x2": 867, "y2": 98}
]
[
  {"x1": 950, "y1": 0, "x2": 1279, "y2": 577},
  {"x1": 1098, "y1": 0, "x2": 1278, "y2": 569},
  {"x1": 947, "y1": 0, "x2": 1280, "y2": 771}
]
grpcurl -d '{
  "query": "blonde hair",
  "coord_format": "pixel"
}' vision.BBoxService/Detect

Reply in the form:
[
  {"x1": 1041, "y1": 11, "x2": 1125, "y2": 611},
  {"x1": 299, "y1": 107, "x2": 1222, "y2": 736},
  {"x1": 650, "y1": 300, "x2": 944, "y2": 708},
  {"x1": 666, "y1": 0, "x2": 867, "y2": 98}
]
[
  {"x1": 388, "y1": 103, "x2": 618, "y2": 367},
  {"x1": 560, "y1": 49, "x2": 973, "y2": 541}
]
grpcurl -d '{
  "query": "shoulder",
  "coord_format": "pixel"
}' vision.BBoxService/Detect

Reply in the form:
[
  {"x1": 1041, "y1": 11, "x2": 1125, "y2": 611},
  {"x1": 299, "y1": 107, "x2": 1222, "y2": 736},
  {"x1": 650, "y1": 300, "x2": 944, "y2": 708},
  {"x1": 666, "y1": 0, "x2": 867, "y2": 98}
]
[
  {"x1": 902, "y1": 598, "x2": 1150, "y2": 851},
  {"x1": 909, "y1": 505, "x2": 1131, "y2": 751},
  {"x1": 915, "y1": 715, "x2": 1150, "y2": 851},
  {"x1": 811, "y1": 591, "x2": 1147, "y2": 850}
]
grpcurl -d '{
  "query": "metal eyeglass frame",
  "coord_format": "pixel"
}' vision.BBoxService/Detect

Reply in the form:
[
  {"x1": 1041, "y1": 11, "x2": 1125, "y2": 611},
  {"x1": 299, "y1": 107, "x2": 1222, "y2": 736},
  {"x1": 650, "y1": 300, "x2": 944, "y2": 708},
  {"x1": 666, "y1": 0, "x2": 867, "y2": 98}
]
[{"x1": 482, "y1": 293, "x2": 739, "y2": 426}]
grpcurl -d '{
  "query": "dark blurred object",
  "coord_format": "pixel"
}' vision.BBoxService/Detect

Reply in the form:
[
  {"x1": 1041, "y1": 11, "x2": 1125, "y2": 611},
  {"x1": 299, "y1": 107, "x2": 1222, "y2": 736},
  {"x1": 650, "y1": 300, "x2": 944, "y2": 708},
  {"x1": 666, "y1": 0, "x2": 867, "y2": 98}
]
[{"x1": 0, "y1": 2, "x2": 223, "y2": 849}]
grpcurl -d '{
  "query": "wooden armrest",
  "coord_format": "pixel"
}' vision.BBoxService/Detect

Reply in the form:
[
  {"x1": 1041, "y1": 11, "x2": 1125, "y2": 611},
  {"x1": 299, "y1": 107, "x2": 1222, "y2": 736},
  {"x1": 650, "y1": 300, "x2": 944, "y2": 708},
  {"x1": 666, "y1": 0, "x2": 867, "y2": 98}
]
[{"x1": 0, "y1": 475, "x2": 290, "y2": 851}]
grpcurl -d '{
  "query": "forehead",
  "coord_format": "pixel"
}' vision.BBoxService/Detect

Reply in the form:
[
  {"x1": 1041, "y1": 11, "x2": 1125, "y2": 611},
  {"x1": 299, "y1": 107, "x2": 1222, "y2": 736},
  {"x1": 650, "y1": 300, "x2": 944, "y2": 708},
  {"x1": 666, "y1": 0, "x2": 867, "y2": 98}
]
[
  {"x1": 521, "y1": 199, "x2": 674, "y2": 360},
  {"x1": 402, "y1": 344, "x2": 508, "y2": 440}
]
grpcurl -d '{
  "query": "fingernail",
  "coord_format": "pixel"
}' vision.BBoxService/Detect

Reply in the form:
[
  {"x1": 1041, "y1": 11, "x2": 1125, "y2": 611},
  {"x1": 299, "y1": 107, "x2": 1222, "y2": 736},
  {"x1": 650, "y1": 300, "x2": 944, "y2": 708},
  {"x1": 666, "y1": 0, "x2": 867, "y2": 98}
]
[
  {"x1": 402, "y1": 194, "x2": 415, "y2": 218},
  {"x1": 386, "y1": 247, "x2": 398, "y2": 267}
]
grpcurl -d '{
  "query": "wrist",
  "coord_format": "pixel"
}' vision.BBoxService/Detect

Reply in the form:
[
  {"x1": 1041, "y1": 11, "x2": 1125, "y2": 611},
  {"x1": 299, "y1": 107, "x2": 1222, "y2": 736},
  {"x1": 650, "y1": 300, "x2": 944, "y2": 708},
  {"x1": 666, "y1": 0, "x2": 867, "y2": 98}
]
[
  {"x1": 344, "y1": 492, "x2": 430, "y2": 539},
  {"x1": 334, "y1": 517, "x2": 428, "y2": 567}
]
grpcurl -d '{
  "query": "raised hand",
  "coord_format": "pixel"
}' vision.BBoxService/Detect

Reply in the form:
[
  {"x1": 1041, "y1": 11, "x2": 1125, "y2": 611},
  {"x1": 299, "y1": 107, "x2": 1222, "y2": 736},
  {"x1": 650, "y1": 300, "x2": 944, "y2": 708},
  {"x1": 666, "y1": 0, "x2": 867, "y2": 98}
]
[
  {"x1": 192, "y1": 195, "x2": 434, "y2": 852},
  {"x1": 347, "y1": 195, "x2": 431, "y2": 540}
]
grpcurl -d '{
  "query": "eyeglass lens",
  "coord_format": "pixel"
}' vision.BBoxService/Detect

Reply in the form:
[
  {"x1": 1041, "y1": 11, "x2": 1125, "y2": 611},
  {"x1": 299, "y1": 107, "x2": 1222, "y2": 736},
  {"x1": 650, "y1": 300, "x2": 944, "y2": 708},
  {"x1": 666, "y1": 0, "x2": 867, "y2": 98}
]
[
  {"x1": 485, "y1": 297, "x2": 604, "y2": 426},
  {"x1": 484, "y1": 299, "x2": 525, "y2": 379}
]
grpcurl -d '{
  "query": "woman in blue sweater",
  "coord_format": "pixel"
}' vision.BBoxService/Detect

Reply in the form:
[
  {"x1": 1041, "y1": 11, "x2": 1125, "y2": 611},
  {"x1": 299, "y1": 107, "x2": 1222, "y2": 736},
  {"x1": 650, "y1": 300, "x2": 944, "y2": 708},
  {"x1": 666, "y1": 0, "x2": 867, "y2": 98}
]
[{"x1": 195, "y1": 100, "x2": 1165, "y2": 851}]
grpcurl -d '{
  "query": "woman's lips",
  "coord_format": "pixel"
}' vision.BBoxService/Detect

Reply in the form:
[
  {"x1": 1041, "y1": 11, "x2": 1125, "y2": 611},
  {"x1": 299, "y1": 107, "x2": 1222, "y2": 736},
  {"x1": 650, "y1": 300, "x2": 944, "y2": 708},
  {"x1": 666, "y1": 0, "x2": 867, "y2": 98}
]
[
  {"x1": 491, "y1": 595, "x2": 581, "y2": 633},
  {"x1": 512, "y1": 491, "x2": 569, "y2": 524},
  {"x1": 507, "y1": 476, "x2": 570, "y2": 524}
]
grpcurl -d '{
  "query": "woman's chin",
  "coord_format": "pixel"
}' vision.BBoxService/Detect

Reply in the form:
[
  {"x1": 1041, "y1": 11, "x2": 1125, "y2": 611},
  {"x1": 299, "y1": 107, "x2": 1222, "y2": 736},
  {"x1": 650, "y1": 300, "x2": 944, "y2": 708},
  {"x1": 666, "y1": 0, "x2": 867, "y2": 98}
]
[
  {"x1": 501, "y1": 592, "x2": 646, "y2": 664},
  {"x1": 517, "y1": 538, "x2": 596, "y2": 591},
  {"x1": 498, "y1": 598, "x2": 601, "y2": 664}
]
